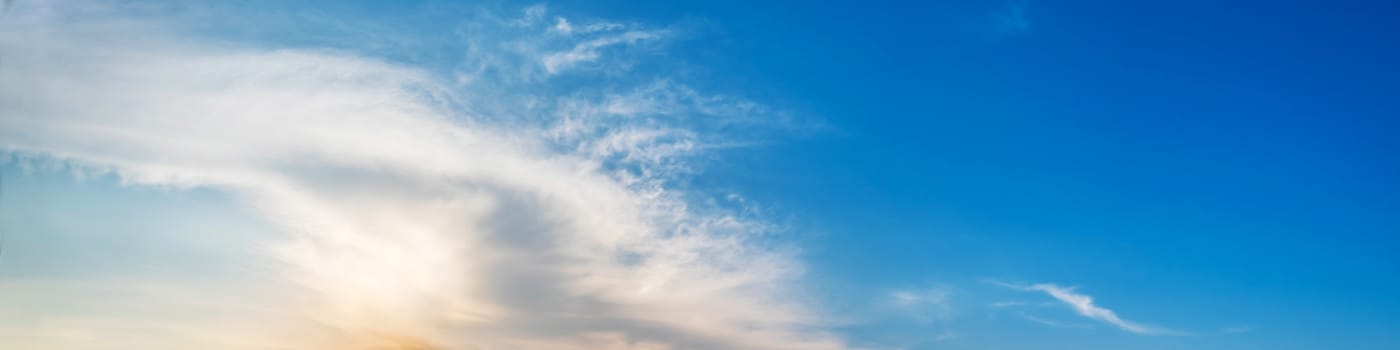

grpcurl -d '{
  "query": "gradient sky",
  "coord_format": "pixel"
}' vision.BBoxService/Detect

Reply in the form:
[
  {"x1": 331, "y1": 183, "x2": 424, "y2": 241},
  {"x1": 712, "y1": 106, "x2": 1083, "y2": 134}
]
[{"x1": 2, "y1": 1, "x2": 1398, "y2": 349}]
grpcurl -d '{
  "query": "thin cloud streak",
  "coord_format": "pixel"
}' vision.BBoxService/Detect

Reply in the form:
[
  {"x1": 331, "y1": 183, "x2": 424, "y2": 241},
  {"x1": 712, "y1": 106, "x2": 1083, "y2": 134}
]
[
  {"x1": 995, "y1": 282, "x2": 1187, "y2": 336},
  {"x1": 886, "y1": 286, "x2": 954, "y2": 324},
  {"x1": 1018, "y1": 313, "x2": 1093, "y2": 329}
]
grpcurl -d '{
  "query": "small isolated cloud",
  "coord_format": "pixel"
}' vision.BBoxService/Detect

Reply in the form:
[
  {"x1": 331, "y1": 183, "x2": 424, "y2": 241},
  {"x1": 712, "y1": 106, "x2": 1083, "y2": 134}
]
[
  {"x1": 886, "y1": 286, "x2": 954, "y2": 323},
  {"x1": 995, "y1": 282, "x2": 1186, "y2": 335}
]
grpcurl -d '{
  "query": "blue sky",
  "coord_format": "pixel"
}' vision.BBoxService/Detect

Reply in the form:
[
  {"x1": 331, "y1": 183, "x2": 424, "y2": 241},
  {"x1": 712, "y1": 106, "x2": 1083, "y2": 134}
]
[{"x1": 1, "y1": 0, "x2": 1398, "y2": 349}]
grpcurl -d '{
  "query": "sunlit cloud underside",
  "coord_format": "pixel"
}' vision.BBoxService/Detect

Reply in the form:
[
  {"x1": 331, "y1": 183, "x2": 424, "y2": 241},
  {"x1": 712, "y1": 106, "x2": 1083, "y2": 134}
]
[{"x1": 0, "y1": 1, "x2": 839, "y2": 349}]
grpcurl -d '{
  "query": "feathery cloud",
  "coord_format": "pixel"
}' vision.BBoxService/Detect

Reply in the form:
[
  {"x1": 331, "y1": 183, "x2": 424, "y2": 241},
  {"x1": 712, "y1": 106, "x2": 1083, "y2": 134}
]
[
  {"x1": 0, "y1": 1, "x2": 839, "y2": 349},
  {"x1": 1017, "y1": 313, "x2": 1093, "y2": 329}
]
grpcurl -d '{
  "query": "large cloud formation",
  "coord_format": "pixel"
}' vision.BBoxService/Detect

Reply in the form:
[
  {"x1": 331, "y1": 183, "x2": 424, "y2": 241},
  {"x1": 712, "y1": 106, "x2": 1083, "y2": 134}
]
[{"x1": 0, "y1": 1, "x2": 844, "y2": 349}]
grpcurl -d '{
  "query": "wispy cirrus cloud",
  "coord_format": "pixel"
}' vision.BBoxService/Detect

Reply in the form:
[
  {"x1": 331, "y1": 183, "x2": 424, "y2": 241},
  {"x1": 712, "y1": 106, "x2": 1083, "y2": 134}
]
[
  {"x1": 994, "y1": 282, "x2": 1186, "y2": 336},
  {"x1": 1017, "y1": 312, "x2": 1093, "y2": 329},
  {"x1": 989, "y1": 301, "x2": 1030, "y2": 308},
  {"x1": 0, "y1": 1, "x2": 838, "y2": 349},
  {"x1": 541, "y1": 30, "x2": 664, "y2": 74}
]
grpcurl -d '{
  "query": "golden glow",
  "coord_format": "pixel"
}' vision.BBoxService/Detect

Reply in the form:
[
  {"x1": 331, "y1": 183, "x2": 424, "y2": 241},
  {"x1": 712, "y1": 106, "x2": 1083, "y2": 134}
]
[{"x1": 357, "y1": 333, "x2": 439, "y2": 350}]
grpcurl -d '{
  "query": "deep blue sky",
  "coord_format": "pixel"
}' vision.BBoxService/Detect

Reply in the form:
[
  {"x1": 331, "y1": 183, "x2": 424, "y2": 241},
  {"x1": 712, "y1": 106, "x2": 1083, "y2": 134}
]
[{"x1": 3, "y1": 1, "x2": 1398, "y2": 349}]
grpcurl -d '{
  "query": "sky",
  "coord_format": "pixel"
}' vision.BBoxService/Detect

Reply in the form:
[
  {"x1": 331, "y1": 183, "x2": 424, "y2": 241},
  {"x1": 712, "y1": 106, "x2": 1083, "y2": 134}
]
[{"x1": 1, "y1": 0, "x2": 1398, "y2": 349}]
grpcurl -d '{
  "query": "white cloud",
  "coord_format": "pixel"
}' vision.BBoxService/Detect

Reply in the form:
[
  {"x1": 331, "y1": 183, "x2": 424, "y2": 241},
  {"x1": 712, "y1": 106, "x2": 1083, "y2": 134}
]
[
  {"x1": 0, "y1": 2, "x2": 841, "y2": 349},
  {"x1": 1017, "y1": 313, "x2": 1093, "y2": 329},
  {"x1": 553, "y1": 17, "x2": 575, "y2": 34},
  {"x1": 989, "y1": 301, "x2": 1029, "y2": 308},
  {"x1": 542, "y1": 30, "x2": 665, "y2": 74},
  {"x1": 886, "y1": 286, "x2": 954, "y2": 324},
  {"x1": 998, "y1": 282, "x2": 1185, "y2": 335},
  {"x1": 889, "y1": 288, "x2": 950, "y2": 308},
  {"x1": 550, "y1": 17, "x2": 623, "y2": 36}
]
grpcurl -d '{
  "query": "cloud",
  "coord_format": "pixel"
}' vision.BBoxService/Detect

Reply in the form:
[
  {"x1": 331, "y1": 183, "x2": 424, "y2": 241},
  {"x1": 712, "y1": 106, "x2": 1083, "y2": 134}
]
[
  {"x1": 996, "y1": 282, "x2": 1185, "y2": 335},
  {"x1": 886, "y1": 286, "x2": 954, "y2": 323},
  {"x1": 551, "y1": 17, "x2": 625, "y2": 36},
  {"x1": 485, "y1": 3, "x2": 667, "y2": 76},
  {"x1": 1017, "y1": 313, "x2": 1093, "y2": 329},
  {"x1": 890, "y1": 285, "x2": 957, "y2": 323},
  {"x1": 0, "y1": 2, "x2": 841, "y2": 349},
  {"x1": 989, "y1": 301, "x2": 1029, "y2": 308},
  {"x1": 541, "y1": 30, "x2": 665, "y2": 74},
  {"x1": 889, "y1": 289, "x2": 949, "y2": 308}
]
